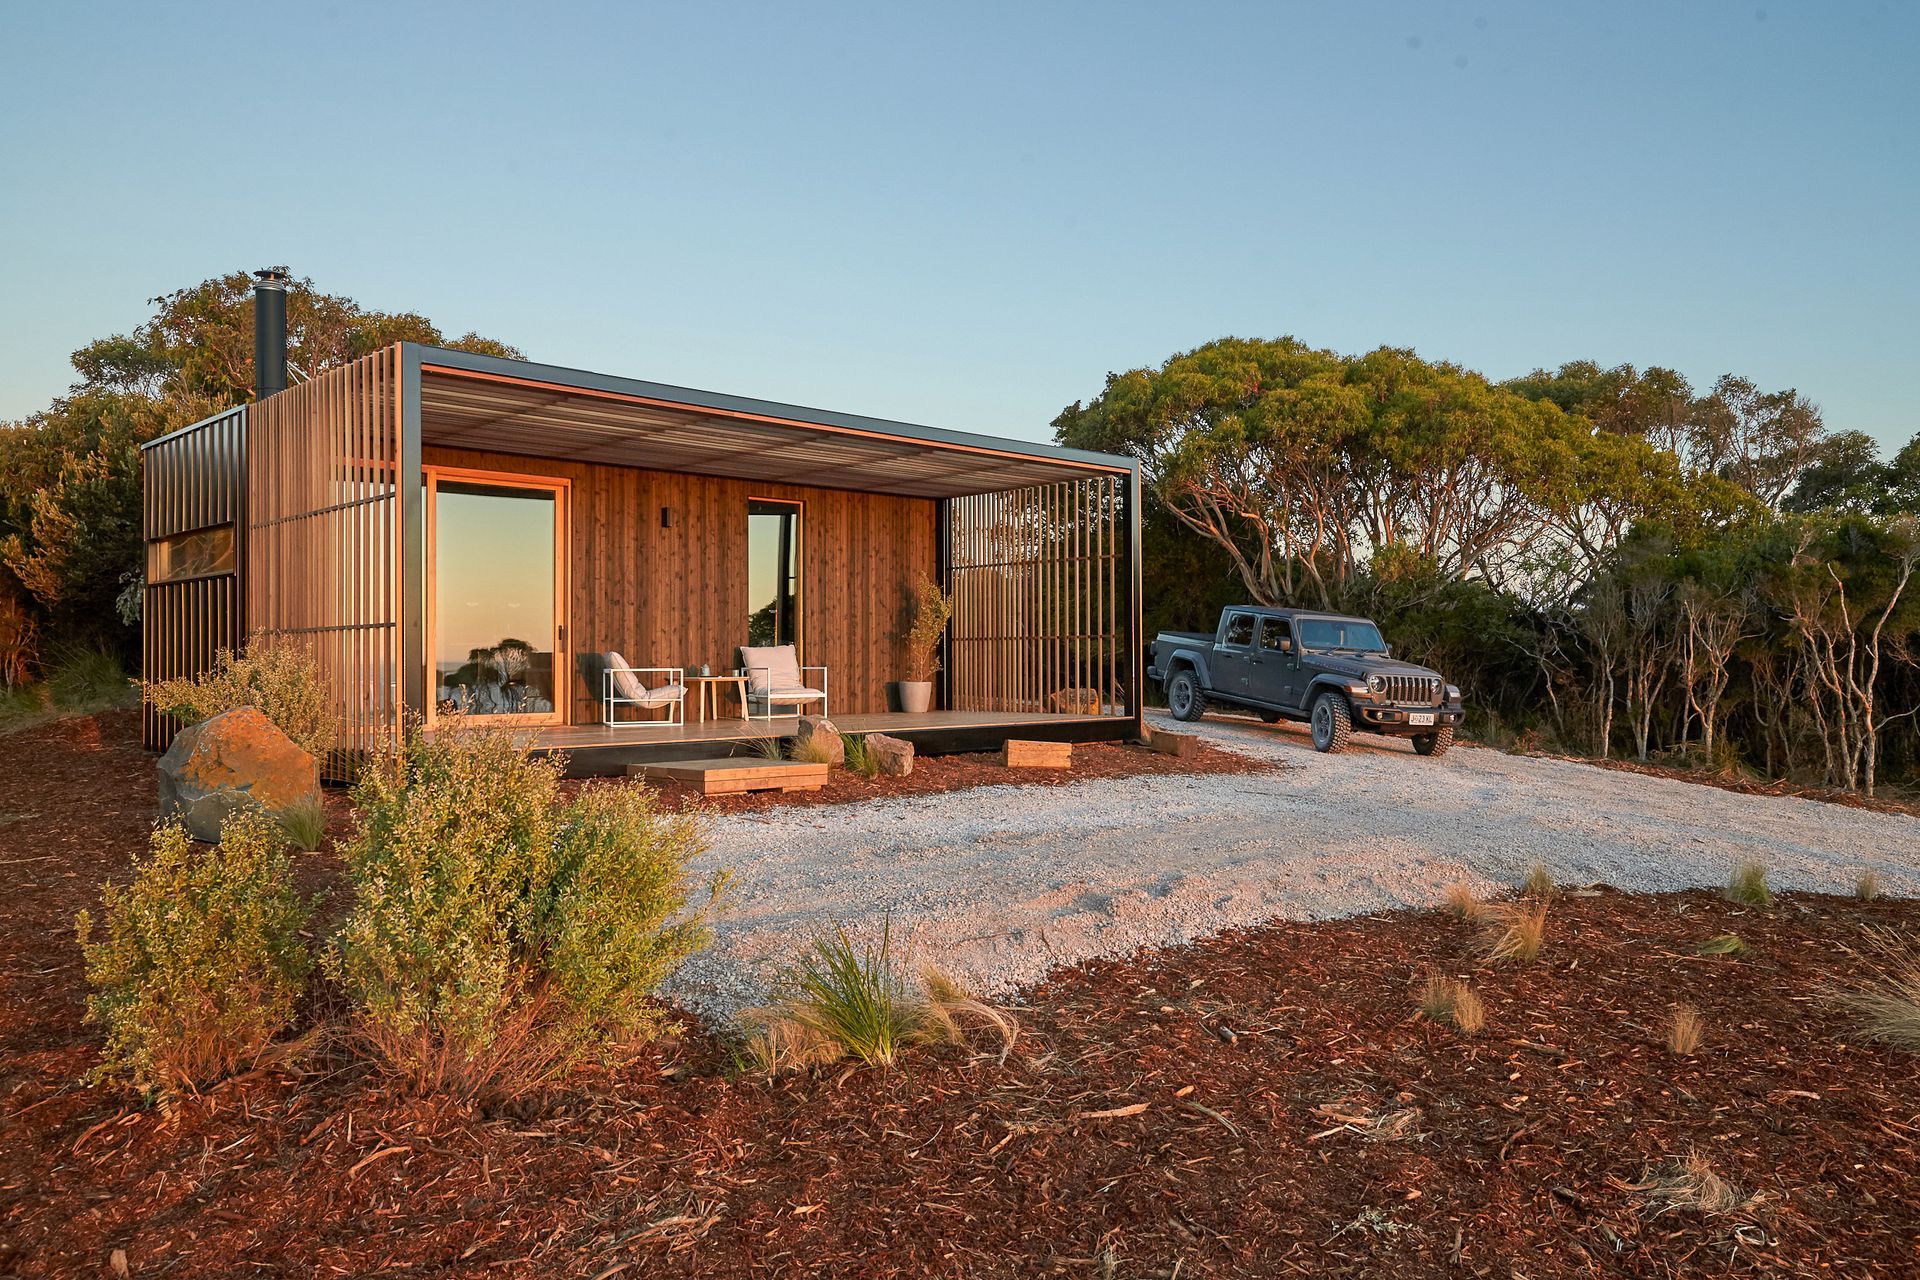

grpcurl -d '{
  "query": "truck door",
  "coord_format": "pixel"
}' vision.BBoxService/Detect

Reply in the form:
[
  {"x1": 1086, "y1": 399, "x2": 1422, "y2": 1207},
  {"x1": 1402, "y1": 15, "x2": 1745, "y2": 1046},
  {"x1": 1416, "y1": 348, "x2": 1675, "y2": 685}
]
[
  {"x1": 1253, "y1": 616, "x2": 1300, "y2": 708},
  {"x1": 1212, "y1": 610, "x2": 1258, "y2": 699}
]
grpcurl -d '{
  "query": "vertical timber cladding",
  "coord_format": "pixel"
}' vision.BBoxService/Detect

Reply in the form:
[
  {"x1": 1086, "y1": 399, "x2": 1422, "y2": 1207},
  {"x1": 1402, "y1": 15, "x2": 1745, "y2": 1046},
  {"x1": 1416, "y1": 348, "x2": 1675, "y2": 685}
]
[
  {"x1": 140, "y1": 407, "x2": 247, "y2": 750},
  {"x1": 947, "y1": 476, "x2": 1126, "y2": 716},
  {"x1": 245, "y1": 348, "x2": 402, "y2": 777}
]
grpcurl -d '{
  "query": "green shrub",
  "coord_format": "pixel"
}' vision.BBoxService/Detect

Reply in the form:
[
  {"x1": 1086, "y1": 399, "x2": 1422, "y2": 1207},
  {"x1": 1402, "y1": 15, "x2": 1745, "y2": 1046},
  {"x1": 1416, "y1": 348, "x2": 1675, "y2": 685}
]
[
  {"x1": 142, "y1": 633, "x2": 333, "y2": 760},
  {"x1": 1697, "y1": 932, "x2": 1749, "y2": 957},
  {"x1": 329, "y1": 722, "x2": 720, "y2": 1098},
  {"x1": 76, "y1": 809, "x2": 313, "y2": 1097}
]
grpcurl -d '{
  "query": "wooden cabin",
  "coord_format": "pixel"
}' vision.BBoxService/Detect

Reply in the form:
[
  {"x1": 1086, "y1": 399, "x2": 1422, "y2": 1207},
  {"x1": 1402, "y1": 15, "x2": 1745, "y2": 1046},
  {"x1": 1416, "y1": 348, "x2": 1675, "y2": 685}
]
[{"x1": 140, "y1": 337, "x2": 1143, "y2": 776}]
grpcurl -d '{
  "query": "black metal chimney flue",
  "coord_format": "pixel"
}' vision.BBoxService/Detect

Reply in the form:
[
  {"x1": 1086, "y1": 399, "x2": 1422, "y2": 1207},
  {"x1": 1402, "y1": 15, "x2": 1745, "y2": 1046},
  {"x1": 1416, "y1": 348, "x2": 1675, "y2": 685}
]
[{"x1": 252, "y1": 266, "x2": 290, "y2": 401}]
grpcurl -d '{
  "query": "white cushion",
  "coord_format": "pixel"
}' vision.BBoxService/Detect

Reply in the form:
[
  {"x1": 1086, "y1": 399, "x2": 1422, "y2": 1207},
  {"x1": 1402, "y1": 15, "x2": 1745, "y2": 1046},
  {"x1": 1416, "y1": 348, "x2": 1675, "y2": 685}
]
[
  {"x1": 605, "y1": 651, "x2": 648, "y2": 702},
  {"x1": 759, "y1": 685, "x2": 825, "y2": 703},
  {"x1": 632, "y1": 683, "x2": 685, "y2": 708},
  {"x1": 739, "y1": 645, "x2": 802, "y2": 695}
]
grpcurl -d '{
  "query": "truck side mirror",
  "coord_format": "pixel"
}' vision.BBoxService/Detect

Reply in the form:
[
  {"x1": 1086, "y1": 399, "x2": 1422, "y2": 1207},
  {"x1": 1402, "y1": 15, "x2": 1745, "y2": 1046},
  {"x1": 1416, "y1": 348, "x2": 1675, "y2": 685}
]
[{"x1": 1278, "y1": 638, "x2": 1292, "y2": 653}]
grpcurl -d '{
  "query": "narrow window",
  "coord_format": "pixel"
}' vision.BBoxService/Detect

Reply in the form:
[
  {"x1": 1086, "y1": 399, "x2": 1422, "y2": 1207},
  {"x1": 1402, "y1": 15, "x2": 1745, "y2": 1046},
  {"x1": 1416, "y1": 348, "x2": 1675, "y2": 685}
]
[
  {"x1": 747, "y1": 499, "x2": 802, "y2": 650},
  {"x1": 1259, "y1": 618, "x2": 1291, "y2": 652},
  {"x1": 153, "y1": 525, "x2": 236, "y2": 581},
  {"x1": 1223, "y1": 612, "x2": 1255, "y2": 647}
]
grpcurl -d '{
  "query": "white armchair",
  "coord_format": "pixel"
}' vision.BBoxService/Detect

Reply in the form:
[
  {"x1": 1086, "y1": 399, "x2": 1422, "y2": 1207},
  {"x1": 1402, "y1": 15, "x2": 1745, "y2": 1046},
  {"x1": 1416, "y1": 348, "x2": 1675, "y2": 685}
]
[
  {"x1": 736, "y1": 644, "x2": 828, "y2": 720},
  {"x1": 601, "y1": 652, "x2": 688, "y2": 728}
]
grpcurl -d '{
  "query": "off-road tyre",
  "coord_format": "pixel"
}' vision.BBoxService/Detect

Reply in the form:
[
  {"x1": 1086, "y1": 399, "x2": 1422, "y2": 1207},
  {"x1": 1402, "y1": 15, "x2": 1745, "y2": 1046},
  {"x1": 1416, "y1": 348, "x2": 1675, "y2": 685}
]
[
  {"x1": 1413, "y1": 726, "x2": 1455, "y2": 757},
  {"x1": 1259, "y1": 709, "x2": 1283, "y2": 724},
  {"x1": 1166, "y1": 670, "x2": 1208, "y2": 722},
  {"x1": 1309, "y1": 691, "x2": 1352, "y2": 753}
]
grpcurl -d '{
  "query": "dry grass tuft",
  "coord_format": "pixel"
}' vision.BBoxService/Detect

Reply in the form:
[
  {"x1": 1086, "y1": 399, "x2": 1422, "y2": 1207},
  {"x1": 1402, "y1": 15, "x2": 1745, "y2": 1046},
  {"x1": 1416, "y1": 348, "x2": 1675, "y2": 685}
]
[
  {"x1": 747, "y1": 736, "x2": 785, "y2": 761},
  {"x1": 1443, "y1": 882, "x2": 1496, "y2": 924},
  {"x1": 1696, "y1": 932, "x2": 1749, "y2": 957},
  {"x1": 1832, "y1": 927, "x2": 1920, "y2": 1053},
  {"x1": 1481, "y1": 901, "x2": 1550, "y2": 964},
  {"x1": 736, "y1": 1009, "x2": 843, "y2": 1074},
  {"x1": 1667, "y1": 1004, "x2": 1705, "y2": 1056},
  {"x1": 1520, "y1": 863, "x2": 1555, "y2": 898},
  {"x1": 1724, "y1": 860, "x2": 1773, "y2": 907},
  {"x1": 788, "y1": 734, "x2": 837, "y2": 766},
  {"x1": 1620, "y1": 1151, "x2": 1766, "y2": 1220},
  {"x1": 1417, "y1": 975, "x2": 1485, "y2": 1033},
  {"x1": 920, "y1": 966, "x2": 1020, "y2": 1063},
  {"x1": 1856, "y1": 870, "x2": 1882, "y2": 902}
]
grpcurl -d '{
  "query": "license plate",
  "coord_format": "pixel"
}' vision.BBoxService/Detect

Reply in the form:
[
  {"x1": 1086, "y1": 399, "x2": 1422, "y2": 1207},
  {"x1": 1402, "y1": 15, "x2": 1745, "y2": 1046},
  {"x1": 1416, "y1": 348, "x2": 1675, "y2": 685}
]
[{"x1": 1409, "y1": 712, "x2": 1436, "y2": 726}]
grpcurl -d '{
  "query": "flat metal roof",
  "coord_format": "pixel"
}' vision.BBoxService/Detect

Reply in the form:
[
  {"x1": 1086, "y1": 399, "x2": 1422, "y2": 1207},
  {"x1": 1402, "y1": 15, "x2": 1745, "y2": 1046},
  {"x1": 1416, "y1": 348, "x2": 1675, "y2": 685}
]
[{"x1": 413, "y1": 346, "x2": 1134, "y2": 499}]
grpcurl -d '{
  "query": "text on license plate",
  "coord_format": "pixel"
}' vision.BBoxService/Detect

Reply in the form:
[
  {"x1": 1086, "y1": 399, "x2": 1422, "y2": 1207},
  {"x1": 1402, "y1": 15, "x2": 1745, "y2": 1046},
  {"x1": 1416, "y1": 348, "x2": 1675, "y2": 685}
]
[{"x1": 1409, "y1": 712, "x2": 1436, "y2": 726}]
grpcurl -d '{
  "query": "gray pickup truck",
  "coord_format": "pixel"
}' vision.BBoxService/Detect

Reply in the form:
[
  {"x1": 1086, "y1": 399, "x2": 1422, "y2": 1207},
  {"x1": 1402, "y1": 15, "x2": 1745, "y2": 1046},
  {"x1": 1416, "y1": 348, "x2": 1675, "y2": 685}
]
[{"x1": 1147, "y1": 606, "x2": 1464, "y2": 755}]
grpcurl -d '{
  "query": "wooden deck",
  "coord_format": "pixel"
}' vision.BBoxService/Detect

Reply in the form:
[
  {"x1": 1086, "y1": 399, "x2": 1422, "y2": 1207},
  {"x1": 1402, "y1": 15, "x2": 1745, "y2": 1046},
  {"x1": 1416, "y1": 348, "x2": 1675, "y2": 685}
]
[{"x1": 447, "y1": 710, "x2": 1138, "y2": 776}]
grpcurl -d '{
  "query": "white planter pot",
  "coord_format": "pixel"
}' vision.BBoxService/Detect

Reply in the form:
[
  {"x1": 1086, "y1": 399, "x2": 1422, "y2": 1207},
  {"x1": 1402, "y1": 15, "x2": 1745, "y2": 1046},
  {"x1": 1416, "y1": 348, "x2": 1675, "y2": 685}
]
[{"x1": 897, "y1": 680, "x2": 934, "y2": 714}]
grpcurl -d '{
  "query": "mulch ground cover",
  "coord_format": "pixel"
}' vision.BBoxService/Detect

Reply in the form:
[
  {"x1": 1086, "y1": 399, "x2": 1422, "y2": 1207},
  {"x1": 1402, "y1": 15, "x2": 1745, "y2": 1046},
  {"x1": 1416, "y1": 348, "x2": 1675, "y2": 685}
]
[{"x1": 4, "y1": 711, "x2": 1919, "y2": 1277}]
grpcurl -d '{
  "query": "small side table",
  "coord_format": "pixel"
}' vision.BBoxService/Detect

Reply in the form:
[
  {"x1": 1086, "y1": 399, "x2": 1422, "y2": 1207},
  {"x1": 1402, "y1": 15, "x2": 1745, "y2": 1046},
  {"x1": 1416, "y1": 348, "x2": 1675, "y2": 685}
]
[{"x1": 684, "y1": 674, "x2": 751, "y2": 724}]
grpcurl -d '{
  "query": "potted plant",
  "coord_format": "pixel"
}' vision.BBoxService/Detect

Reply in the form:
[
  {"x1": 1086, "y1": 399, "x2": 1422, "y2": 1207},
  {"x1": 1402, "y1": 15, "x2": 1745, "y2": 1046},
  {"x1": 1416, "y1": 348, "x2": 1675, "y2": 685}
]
[{"x1": 896, "y1": 576, "x2": 952, "y2": 714}]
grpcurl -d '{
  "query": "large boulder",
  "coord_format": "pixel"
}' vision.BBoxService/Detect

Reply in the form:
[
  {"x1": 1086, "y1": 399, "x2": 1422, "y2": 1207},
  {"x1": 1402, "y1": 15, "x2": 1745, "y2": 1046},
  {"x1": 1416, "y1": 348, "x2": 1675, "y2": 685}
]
[
  {"x1": 867, "y1": 732, "x2": 914, "y2": 778},
  {"x1": 158, "y1": 707, "x2": 321, "y2": 843},
  {"x1": 795, "y1": 715, "x2": 845, "y2": 766}
]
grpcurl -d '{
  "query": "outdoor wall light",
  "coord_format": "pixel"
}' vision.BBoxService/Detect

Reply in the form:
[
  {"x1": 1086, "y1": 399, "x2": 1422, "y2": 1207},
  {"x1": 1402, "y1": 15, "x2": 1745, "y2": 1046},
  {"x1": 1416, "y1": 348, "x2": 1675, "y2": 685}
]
[{"x1": 661, "y1": 506, "x2": 674, "y2": 529}]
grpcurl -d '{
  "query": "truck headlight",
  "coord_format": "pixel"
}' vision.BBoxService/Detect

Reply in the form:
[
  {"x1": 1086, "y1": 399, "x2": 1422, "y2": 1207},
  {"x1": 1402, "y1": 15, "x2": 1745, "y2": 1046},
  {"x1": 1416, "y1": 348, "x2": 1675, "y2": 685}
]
[{"x1": 1367, "y1": 674, "x2": 1386, "y2": 695}]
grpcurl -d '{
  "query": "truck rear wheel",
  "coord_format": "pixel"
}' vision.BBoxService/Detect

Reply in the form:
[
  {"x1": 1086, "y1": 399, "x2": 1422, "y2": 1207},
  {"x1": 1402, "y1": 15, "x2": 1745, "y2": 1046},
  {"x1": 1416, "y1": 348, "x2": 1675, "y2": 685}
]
[
  {"x1": 1166, "y1": 670, "x2": 1207, "y2": 722},
  {"x1": 1309, "y1": 691, "x2": 1351, "y2": 753},
  {"x1": 1413, "y1": 726, "x2": 1454, "y2": 757}
]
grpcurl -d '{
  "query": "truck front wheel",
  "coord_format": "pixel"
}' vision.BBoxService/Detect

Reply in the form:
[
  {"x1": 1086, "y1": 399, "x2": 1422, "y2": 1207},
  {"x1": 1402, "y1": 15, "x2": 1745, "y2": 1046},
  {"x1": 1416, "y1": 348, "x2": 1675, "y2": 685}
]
[
  {"x1": 1413, "y1": 726, "x2": 1455, "y2": 757},
  {"x1": 1166, "y1": 670, "x2": 1207, "y2": 722},
  {"x1": 1309, "y1": 691, "x2": 1352, "y2": 753}
]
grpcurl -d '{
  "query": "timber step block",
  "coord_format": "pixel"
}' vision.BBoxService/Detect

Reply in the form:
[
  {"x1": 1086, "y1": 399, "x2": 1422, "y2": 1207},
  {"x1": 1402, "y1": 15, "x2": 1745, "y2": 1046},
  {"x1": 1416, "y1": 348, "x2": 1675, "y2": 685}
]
[
  {"x1": 629, "y1": 757, "x2": 829, "y2": 795},
  {"x1": 1148, "y1": 729, "x2": 1200, "y2": 760},
  {"x1": 1003, "y1": 739, "x2": 1073, "y2": 769}
]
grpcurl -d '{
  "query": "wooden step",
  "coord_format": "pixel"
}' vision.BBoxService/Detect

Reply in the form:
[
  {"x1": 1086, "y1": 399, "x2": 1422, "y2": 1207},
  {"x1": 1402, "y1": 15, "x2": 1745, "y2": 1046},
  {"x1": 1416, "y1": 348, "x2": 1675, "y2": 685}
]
[
  {"x1": 628, "y1": 757, "x2": 829, "y2": 795},
  {"x1": 1002, "y1": 738, "x2": 1073, "y2": 768}
]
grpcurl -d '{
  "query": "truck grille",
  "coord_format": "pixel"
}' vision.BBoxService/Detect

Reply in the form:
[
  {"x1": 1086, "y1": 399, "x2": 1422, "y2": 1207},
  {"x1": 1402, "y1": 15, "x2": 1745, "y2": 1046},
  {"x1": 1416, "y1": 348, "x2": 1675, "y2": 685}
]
[{"x1": 1382, "y1": 675, "x2": 1442, "y2": 705}]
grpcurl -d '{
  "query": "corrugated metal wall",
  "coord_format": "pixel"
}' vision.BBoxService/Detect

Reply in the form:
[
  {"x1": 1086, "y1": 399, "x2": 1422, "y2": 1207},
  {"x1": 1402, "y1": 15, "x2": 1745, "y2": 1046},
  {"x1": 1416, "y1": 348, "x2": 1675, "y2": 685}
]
[
  {"x1": 947, "y1": 477, "x2": 1127, "y2": 716},
  {"x1": 141, "y1": 407, "x2": 248, "y2": 751},
  {"x1": 246, "y1": 348, "x2": 403, "y2": 777}
]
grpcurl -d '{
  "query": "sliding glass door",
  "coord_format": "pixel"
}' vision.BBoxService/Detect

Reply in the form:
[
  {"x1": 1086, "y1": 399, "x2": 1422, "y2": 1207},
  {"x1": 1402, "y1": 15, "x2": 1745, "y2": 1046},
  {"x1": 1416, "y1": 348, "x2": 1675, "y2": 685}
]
[
  {"x1": 747, "y1": 498, "x2": 803, "y2": 652},
  {"x1": 425, "y1": 468, "x2": 569, "y2": 725}
]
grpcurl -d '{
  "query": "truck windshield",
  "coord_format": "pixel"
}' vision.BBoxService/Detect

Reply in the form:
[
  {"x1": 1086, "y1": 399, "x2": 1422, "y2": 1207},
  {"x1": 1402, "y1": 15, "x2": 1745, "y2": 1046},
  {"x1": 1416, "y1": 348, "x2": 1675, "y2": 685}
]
[{"x1": 1298, "y1": 618, "x2": 1387, "y2": 653}]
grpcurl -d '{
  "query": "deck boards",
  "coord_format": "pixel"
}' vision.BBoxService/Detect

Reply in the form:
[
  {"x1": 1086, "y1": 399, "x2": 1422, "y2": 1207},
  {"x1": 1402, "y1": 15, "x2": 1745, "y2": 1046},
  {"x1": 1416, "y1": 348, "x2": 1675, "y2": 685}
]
[{"x1": 489, "y1": 710, "x2": 1119, "y2": 752}]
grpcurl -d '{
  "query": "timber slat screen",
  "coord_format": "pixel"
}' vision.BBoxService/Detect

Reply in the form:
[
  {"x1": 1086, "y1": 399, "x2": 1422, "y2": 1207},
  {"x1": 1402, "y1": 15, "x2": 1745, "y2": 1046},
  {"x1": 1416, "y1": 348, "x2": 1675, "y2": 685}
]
[
  {"x1": 948, "y1": 477, "x2": 1125, "y2": 716},
  {"x1": 141, "y1": 407, "x2": 246, "y2": 750},
  {"x1": 247, "y1": 349, "x2": 401, "y2": 776}
]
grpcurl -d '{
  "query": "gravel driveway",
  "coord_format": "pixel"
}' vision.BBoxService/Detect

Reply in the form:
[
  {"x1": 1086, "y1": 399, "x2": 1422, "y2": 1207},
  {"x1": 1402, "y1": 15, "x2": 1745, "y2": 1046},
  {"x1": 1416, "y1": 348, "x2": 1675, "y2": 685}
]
[{"x1": 664, "y1": 713, "x2": 1920, "y2": 1023}]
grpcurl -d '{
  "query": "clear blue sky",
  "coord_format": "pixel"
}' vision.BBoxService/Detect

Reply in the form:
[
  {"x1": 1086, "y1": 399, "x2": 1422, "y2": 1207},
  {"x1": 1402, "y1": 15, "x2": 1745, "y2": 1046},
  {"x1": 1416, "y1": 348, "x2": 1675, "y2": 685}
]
[{"x1": 2, "y1": 1, "x2": 1914, "y2": 449}]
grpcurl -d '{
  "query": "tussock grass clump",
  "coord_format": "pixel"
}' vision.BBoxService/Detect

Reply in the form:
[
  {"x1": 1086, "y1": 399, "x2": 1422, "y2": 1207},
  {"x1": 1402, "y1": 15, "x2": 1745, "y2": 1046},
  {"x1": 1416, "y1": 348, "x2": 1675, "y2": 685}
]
[
  {"x1": 746, "y1": 923, "x2": 1016, "y2": 1071},
  {"x1": 330, "y1": 722, "x2": 723, "y2": 1099},
  {"x1": 1417, "y1": 975, "x2": 1485, "y2": 1033},
  {"x1": 1723, "y1": 861, "x2": 1773, "y2": 908},
  {"x1": 1481, "y1": 901, "x2": 1549, "y2": 964},
  {"x1": 788, "y1": 733, "x2": 836, "y2": 765},
  {"x1": 766, "y1": 919, "x2": 923, "y2": 1067},
  {"x1": 747, "y1": 736, "x2": 785, "y2": 761},
  {"x1": 1623, "y1": 1152, "x2": 1766, "y2": 1219},
  {"x1": 142, "y1": 634, "x2": 333, "y2": 760},
  {"x1": 1696, "y1": 932, "x2": 1749, "y2": 957},
  {"x1": 842, "y1": 733, "x2": 881, "y2": 779},
  {"x1": 76, "y1": 809, "x2": 313, "y2": 1097},
  {"x1": 1667, "y1": 1004, "x2": 1705, "y2": 1056},
  {"x1": 48, "y1": 646, "x2": 136, "y2": 715},
  {"x1": 1520, "y1": 863, "x2": 1555, "y2": 898},
  {"x1": 1856, "y1": 870, "x2": 1882, "y2": 902},
  {"x1": 1832, "y1": 927, "x2": 1920, "y2": 1053},
  {"x1": 1443, "y1": 882, "x2": 1495, "y2": 924},
  {"x1": 276, "y1": 797, "x2": 327, "y2": 852}
]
